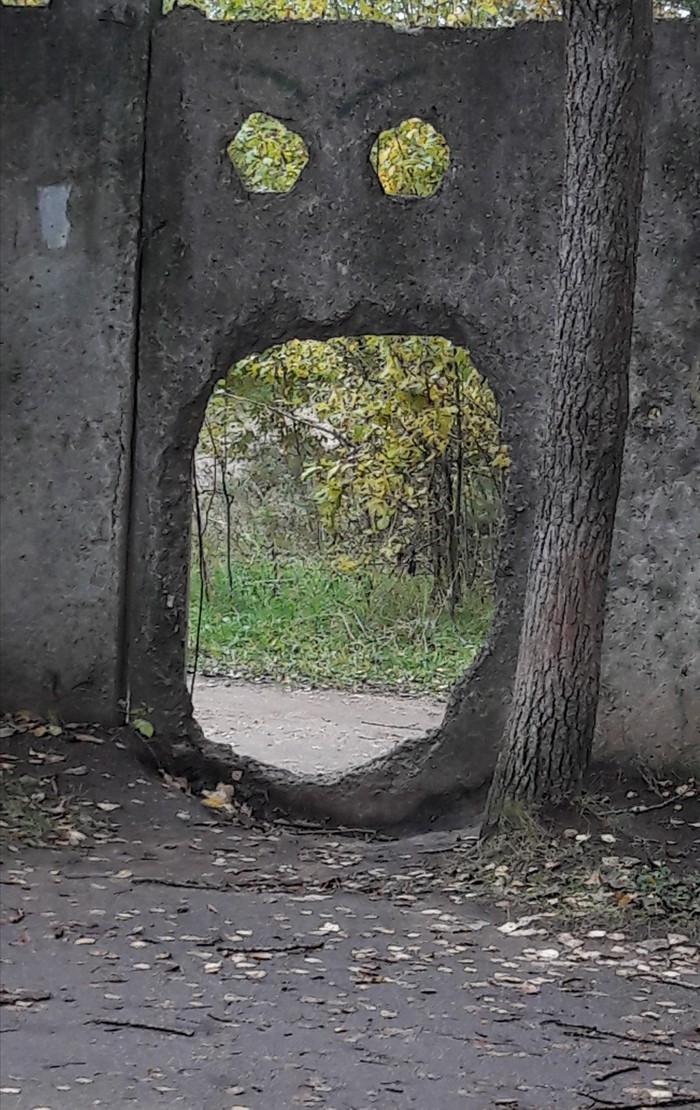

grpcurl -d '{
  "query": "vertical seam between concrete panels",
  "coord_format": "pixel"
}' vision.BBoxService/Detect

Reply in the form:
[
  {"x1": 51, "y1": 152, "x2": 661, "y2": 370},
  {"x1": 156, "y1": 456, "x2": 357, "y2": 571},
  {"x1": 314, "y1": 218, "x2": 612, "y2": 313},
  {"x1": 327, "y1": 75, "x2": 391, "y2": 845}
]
[{"x1": 116, "y1": 7, "x2": 158, "y2": 721}]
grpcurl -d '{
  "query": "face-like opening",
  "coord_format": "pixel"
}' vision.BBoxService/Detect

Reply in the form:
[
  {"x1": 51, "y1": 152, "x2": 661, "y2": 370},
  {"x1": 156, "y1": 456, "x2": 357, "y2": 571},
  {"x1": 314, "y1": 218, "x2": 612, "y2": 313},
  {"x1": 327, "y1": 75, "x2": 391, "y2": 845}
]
[{"x1": 186, "y1": 333, "x2": 508, "y2": 778}]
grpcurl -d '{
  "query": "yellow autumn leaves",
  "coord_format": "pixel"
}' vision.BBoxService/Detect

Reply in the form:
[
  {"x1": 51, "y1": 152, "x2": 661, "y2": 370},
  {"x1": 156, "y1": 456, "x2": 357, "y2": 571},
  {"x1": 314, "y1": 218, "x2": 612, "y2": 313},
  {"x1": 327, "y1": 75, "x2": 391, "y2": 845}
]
[
  {"x1": 170, "y1": 0, "x2": 692, "y2": 22},
  {"x1": 170, "y1": 0, "x2": 560, "y2": 25},
  {"x1": 205, "y1": 335, "x2": 508, "y2": 587},
  {"x1": 228, "y1": 113, "x2": 450, "y2": 198},
  {"x1": 371, "y1": 119, "x2": 450, "y2": 198},
  {"x1": 227, "y1": 113, "x2": 309, "y2": 194}
]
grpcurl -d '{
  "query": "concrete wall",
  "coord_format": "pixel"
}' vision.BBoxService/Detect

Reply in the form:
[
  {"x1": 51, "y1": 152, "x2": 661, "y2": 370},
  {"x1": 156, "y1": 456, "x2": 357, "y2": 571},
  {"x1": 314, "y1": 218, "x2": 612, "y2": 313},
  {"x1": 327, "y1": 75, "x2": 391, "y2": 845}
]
[
  {"x1": 599, "y1": 59, "x2": 700, "y2": 765},
  {"x1": 0, "y1": 0, "x2": 155, "y2": 721},
  {"x1": 1, "y1": 10, "x2": 698, "y2": 823}
]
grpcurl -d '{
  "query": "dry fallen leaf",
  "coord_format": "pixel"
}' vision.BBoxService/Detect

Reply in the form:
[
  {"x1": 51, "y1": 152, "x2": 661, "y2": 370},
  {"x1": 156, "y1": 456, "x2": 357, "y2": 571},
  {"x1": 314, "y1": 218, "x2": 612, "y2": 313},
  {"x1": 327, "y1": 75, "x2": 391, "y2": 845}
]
[
  {"x1": 614, "y1": 892, "x2": 634, "y2": 908},
  {"x1": 202, "y1": 783, "x2": 235, "y2": 810},
  {"x1": 518, "y1": 981, "x2": 541, "y2": 994}
]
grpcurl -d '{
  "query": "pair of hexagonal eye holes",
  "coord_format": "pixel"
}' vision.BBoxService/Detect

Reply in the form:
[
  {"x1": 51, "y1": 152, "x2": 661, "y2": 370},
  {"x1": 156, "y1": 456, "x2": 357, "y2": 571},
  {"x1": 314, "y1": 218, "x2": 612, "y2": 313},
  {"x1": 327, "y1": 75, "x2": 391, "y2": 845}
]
[{"x1": 227, "y1": 113, "x2": 449, "y2": 199}]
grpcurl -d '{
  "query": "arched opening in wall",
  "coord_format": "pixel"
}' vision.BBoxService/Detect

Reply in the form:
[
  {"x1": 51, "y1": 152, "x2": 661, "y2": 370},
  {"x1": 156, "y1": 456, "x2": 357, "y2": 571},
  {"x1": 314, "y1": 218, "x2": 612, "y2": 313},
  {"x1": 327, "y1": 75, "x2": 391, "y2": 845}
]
[{"x1": 187, "y1": 335, "x2": 509, "y2": 777}]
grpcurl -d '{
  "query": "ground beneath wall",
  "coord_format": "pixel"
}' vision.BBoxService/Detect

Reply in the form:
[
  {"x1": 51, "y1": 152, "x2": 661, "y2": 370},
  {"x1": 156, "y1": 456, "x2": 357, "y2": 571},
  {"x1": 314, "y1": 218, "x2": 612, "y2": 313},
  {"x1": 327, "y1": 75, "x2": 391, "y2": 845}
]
[
  {"x1": 1, "y1": 724, "x2": 699, "y2": 1110},
  {"x1": 192, "y1": 677, "x2": 444, "y2": 774}
]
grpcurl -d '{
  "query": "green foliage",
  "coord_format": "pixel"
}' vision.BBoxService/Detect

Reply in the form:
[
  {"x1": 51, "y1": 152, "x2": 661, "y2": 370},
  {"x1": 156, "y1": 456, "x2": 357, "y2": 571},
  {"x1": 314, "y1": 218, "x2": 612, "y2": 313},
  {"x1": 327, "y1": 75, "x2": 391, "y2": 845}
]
[
  {"x1": 166, "y1": 0, "x2": 697, "y2": 21},
  {"x1": 224, "y1": 110, "x2": 450, "y2": 200},
  {"x1": 203, "y1": 335, "x2": 507, "y2": 609},
  {"x1": 371, "y1": 118, "x2": 450, "y2": 198},
  {"x1": 190, "y1": 557, "x2": 491, "y2": 692},
  {"x1": 227, "y1": 113, "x2": 308, "y2": 194},
  {"x1": 131, "y1": 717, "x2": 155, "y2": 739},
  {"x1": 166, "y1": 0, "x2": 561, "y2": 26}
]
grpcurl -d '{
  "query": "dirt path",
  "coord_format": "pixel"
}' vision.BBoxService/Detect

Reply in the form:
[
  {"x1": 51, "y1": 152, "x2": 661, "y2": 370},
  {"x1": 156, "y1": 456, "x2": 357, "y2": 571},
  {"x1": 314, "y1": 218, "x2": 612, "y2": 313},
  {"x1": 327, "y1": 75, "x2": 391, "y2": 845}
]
[{"x1": 192, "y1": 676, "x2": 444, "y2": 775}]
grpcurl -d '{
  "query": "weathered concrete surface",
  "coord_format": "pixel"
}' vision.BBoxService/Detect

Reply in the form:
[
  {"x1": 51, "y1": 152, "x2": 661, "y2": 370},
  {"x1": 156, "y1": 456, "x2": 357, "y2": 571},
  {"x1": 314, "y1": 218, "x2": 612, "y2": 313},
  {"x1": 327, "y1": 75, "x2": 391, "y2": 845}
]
[
  {"x1": 128, "y1": 17, "x2": 699, "y2": 823},
  {"x1": 0, "y1": 0, "x2": 155, "y2": 722},
  {"x1": 599, "y1": 84, "x2": 700, "y2": 765},
  {"x1": 1, "y1": 13, "x2": 698, "y2": 827}
]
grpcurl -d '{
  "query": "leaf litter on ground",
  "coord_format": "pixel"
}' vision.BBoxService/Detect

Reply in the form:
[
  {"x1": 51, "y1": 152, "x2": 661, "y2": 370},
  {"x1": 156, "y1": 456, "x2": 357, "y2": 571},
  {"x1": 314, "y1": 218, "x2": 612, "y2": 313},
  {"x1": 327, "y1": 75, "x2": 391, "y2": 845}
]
[
  {"x1": 1, "y1": 713, "x2": 117, "y2": 848},
  {"x1": 1, "y1": 718, "x2": 698, "y2": 1109},
  {"x1": 2, "y1": 711, "x2": 698, "y2": 950}
]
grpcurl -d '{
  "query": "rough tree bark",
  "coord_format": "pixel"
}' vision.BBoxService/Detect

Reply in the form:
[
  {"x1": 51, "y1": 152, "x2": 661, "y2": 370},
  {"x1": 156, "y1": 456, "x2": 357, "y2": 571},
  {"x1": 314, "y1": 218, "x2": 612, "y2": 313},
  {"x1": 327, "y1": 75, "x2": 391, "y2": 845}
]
[{"x1": 484, "y1": 0, "x2": 652, "y2": 824}]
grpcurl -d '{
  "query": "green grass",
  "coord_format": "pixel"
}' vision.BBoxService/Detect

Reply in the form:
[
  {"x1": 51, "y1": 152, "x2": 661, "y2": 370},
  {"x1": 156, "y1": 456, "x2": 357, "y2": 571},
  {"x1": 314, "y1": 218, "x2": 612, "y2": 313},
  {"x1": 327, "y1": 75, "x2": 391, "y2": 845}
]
[{"x1": 188, "y1": 557, "x2": 492, "y2": 693}]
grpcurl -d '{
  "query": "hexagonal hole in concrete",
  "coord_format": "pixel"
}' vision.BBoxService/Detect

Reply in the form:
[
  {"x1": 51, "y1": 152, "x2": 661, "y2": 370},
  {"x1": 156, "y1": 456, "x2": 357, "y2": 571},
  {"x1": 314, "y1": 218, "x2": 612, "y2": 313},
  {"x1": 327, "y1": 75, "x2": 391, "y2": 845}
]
[
  {"x1": 370, "y1": 118, "x2": 450, "y2": 199},
  {"x1": 227, "y1": 112, "x2": 309, "y2": 195}
]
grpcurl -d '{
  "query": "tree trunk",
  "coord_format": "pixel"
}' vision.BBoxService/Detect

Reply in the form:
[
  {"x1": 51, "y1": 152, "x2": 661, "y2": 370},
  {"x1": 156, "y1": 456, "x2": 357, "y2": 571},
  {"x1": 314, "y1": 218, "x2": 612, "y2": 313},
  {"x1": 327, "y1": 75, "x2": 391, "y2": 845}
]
[{"x1": 484, "y1": 0, "x2": 652, "y2": 824}]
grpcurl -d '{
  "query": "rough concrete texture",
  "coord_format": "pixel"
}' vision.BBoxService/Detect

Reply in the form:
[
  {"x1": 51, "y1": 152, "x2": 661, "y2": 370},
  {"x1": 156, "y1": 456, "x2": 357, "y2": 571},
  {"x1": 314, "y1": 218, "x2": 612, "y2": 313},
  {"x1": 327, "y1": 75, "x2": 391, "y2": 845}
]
[
  {"x1": 128, "y1": 17, "x2": 699, "y2": 823},
  {"x1": 0, "y1": 0, "x2": 155, "y2": 722},
  {"x1": 1, "y1": 12, "x2": 699, "y2": 826}
]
